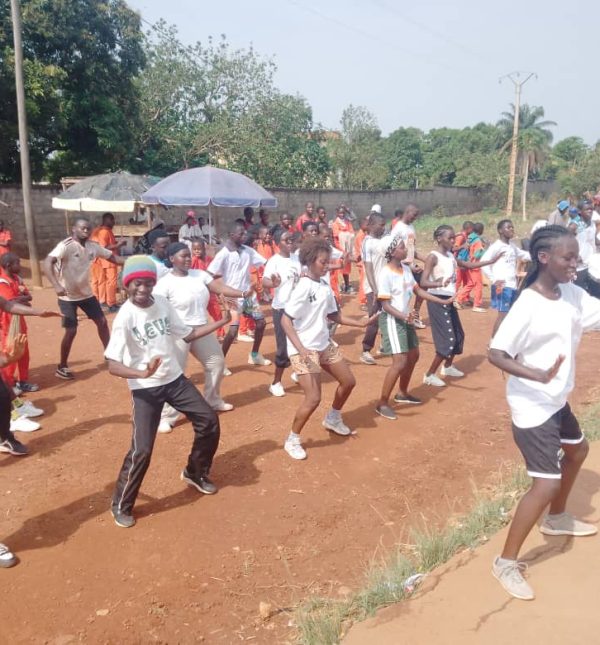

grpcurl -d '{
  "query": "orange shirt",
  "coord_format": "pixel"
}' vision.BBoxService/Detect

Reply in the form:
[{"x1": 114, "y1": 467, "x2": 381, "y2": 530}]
[
  {"x1": 255, "y1": 240, "x2": 275, "y2": 260},
  {"x1": 90, "y1": 226, "x2": 117, "y2": 268},
  {"x1": 354, "y1": 229, "x2": 366, "y2": 262},
  {"x1": 0, "y1": 230, "x2": 12, "y2": 255}
]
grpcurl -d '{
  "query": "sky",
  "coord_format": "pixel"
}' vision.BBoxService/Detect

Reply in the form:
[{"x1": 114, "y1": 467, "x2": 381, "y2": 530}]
[{"x1": 128, "y1": 0, "x2": 599, "y2": 144}]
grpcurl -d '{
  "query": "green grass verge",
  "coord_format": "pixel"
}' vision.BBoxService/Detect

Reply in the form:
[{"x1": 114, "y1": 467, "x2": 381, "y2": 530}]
[{"x1": 294, "y1": 398, "x2": 600, "y2": 645}]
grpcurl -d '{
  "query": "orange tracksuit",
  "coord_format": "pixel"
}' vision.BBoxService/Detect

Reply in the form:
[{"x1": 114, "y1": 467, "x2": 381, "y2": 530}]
[
  {"x1": 90, "y1": 226, "x2": 119, "y2": 306},
  {"x1": 0, "y1": 272, "x2": 29, "y2": 387},
  {"x1": 354, "y1": 229, "x2": 367, "y2": 305}
]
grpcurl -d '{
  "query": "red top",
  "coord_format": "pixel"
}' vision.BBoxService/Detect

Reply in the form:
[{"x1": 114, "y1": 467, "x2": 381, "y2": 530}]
[
  {"x1": 0, "y1": 230, "x2": 12, "y2": 255},
  {"x1": 295, "y1": 213, "x2": 314, "y2": 232}
]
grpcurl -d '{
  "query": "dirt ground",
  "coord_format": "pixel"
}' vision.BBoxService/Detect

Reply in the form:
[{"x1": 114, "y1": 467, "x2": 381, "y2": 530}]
[{"x1": 1, "y1": 277, "x2": 598, "y2": 644}]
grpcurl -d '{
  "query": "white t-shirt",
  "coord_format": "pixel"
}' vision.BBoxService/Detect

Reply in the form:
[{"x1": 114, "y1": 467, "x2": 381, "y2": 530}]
[
  {"x1": 153, "y1": 269, "x2": 214, "y2": 325},
  {"x1": 427, "y1": 250, "x2": 457, "y2": 296},
  {"x1": 324, "y1": 245, "x2": 343, "y2": 287},
  {"x1": 149, "y1": 255, "x2": 169, "y2": 280},
  {"x1": 576, "y1": 224, "x2": 596, "y2": 269},
  {"x1": 377, "y1": 264, "x2": 416, "y2": 315},
  {"x1": 390, "y1": 221, "x2": 416, "y2": 263},
  {"x1": 178, "y1": 223, "x2": 203, "y2": 243},
  {"x1": 490, "y1": 283, "x2": 600, "y2": 427},
  {"x1": 284, "y1": 276, "x2": 338, "y2": 354},
  {"x1": 263, "y1": 253, "x2": 301, "y2": 310},
  {"x1": 362, "y1": 236, "x2": 387, "y2": 295},
  {"x1": 48, "y1": 237, "x2": 112, "y2": 301},
  {"x1": 207, "y1": 245, "x2": 265, "y2": 292},
  {"x1": 481, "y1": 240, "x2": 530, "y2": 288},
  {"x1": 105, "y1": 295, "x2": 192, "y2": 390}
]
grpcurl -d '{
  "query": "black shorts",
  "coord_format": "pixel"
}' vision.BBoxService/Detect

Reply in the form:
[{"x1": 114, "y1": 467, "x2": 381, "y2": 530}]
[
  {"x1": 512, "y1": 403, "x2": 584, "y2": 479},
  {"x1": 58, "y1": 296, "x2": 105, "y2": 329}
]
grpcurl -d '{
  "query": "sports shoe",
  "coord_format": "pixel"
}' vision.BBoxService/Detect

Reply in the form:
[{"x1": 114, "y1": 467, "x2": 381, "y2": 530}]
[
  {"x1": 412, "y1": 316, "x2": 426, "y2": 329},
  {"x1": 112, "y1": 509, "x2": 136, "y2": 528},
  {"x1": 0, "y1": 437, "x2": 28, "y2": 456},
  {"x1": 269, "y1": 382, "x2": 286, "y2": 397},
  {"x1": 180, "y1": 469, "x2": 218, "y2": 494},
  {"x1": 290, "y1": 372, "x2": 299, "y2": 384},
  {"x1": 539, "y1": 512, "x2": 598, "y2": 537},
  {"x1": 423, "y1": 373, "x2": 446, "y2": 387},
  {"x1": 55, "y1": 366, "x2": 74, "y2": 380},
  {"x1": 472, "y1": 306, "x2": 487, "y2": 313},
  {"x1": 492, "y1": 556, "x2": 534, "y2": 600},
  {"x1": 13, "y1": 399, "x2": 44, "y2": 418},
  {"x1": 248, "y1": 353, "x2": 271, "y2": 366},
  {"x1": 12, "y1": 385, "x2": 22, "y2": 397},
  {"x1": 15, "y1": 381, "x2": 39, "y2": 393},
  {"x1": 284, "y1": 435, "x2": 307, "y2": 460},
  {"x1": 440, "y1": 365, "x2": 464, "y2": 378},
  {"x1": 454, "y1": 301, "x2": 465, "y2": 310},
  {"x1": 157, "y1": 420, "x2": 173, "y2": 434},
  {"x1": 393, "y1": 393, "x2": 422, "y2": 405},
  {"x1": 213, "y1": 401, "x2": 234, "y2": 412},
  {"x1": 375, "y1": 404, "x2": 397, "y2": 420},
  {"x1": 360, "y1": 351, "x2": 376, "y2": 365},
  {"x1": 322, "y1": 416, "x2": 352, "y2": 436},
  {"x1": 10, "y1": 415, "x2": 40, "y2": 433},
  {"x1": 0, "y1": 543, "x2": 17, "y2": 568},
  {"x1": 223, "y1": 367, "x2": 232, "y2": 376},
  {"x1": 237, "y1": 333, "x2": 255, "y2": 343}
]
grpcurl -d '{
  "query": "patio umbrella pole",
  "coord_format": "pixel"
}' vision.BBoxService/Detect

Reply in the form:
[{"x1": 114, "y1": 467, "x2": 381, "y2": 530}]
[{"x1": 208, "y1": 202, "x2": 213, "y2": 245}]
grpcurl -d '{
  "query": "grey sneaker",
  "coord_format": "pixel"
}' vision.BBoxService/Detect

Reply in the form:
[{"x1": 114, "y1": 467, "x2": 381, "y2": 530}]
[
  {"x1": 181, "y1": 469, "x2": 218, "y2": 495},
  {"x1": 540, "y1": 512, "x2": 598, "y2": 537},
  {"x1": 492, "y1": 556, "x2": 534, "y2": 600},
  {"x1": 360, "y1": 351, "x2": 376, "y2": 365}
]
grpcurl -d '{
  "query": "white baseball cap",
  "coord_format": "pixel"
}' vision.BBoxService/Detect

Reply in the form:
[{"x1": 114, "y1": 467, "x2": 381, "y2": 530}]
[{"x1": 371, "y1": 204, "x2": 382, "y2": 214}]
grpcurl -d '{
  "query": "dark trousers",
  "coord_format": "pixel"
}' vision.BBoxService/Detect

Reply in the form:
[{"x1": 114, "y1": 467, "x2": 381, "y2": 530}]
[
  {"x1": 362, "y1": 292, "x2": 382, "y2": 352},
  {"x1": 272, "y1": 308, "x2": 291, "y2": 369},
  {"x1": 0, "y1": 379, "x2": 11, "y2": 442},
  {"x1": 112, "y1": 375, "x2": 220, "y2": 515}
]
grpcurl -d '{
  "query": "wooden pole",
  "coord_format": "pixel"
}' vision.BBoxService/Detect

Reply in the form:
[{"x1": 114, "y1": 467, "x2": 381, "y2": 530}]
[{"x1": 10, "y1": 0, "x2": 42, "y2": 286}]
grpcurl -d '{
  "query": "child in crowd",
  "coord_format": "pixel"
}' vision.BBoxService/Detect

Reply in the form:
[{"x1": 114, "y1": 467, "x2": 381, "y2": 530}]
[
  {"x1": 353, "y1": 215, "x2": 369, "y2": 307},
  {"x1": 453, "y1": 221, "x2": 474, "y2": 294},
  {"x1": 375, "y1": 236, "x2": 451, "y2": 420},
  {"x1": 456, "y1": 222, "x2": 486, "y2": 312},
  {"x1": 281, "y1": 238, "x2": 377, "y2": 460},
  {"x1": 331, "y1": 206, "x2": 355, "y2": 294},
  {"x1": 481, "y1": 220, "x2": 531, "y2": 336},
  {"x1": 190, "y1": 240, "x2": 224, "y2": 339},
  {"x1": 105, "y1": 255, "x2": 228, "y2": 528},
  {"x1": 262, "y1": 230, "x2": 302, "y2": 397},
  {"x1": 421, "y1": 225, "x2": 503, "y2": 387},
  {"x1": 255, "y1": 226, "x2": 275, "y2": 304},
  {"x1": 489, "y1": 225, "x2": 599, "y2": 601}
]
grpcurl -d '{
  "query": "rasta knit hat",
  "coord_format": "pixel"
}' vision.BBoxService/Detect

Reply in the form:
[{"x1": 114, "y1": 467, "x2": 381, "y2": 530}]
[{"x1": 122, "y1": 255, "x2": 157, "y2": 287}]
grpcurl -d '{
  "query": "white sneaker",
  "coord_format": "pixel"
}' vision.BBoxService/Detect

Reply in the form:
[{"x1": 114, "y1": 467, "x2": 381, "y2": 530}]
[
  {"x1": 248, "y1": 353, "x2": 271, "y2": 366},
  {"x1": 13, "y1": 400, "x2": 44, "y2": 418},
  {"x1": 360, "y1": 351, "x2": 376, "y2": 365},
  {"x1": 290, "y1": 372, "x2": 299, "y2": 384},
  {"x1": 440, "y1": 365, "x2": 464, "y2": 378},
  {"x1": 157, "y1": 420, "x2": 173, "y2": 434},
  {"x1": 10, "y1": 415, "x2": 40, "y2": 433},
  {"x1": 269, "y1": 382, "x2": 286, "y2": 397},
  {"x1": 237, "y1": 334, "x2": 255, "y2": 343},
  {"x1": 284, "y1": 437, "x2": 307, "y2": 460},
  {"x1": 223, "y1": 367, "x2": 232, "y2": 376},
  {"x1": 12, "y1": 385, "x2": 22, "y2": 397},
  {"x1": 212, "y1": 401, "x2": 234, "y2": 412},
  {"x1": 423, "y1": 373, "x2": 446, "y2": 387},
  {"x1": 322, "y1": 416, "x2": 352, "y2": 436}
]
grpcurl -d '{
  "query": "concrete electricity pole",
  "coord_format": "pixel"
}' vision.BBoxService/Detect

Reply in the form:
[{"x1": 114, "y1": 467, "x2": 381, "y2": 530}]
[
  {"x1": 10, "y1": 0, "x2": 42, "y2": 287},
  {"x1": 500, "y1": 71, "x2": 536, "y2": 218}
]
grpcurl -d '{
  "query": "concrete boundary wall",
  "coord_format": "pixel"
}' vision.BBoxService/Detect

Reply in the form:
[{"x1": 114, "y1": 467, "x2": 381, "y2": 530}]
[{"x1": 0, "y1": 183, "x2": 505, "y2": 258}]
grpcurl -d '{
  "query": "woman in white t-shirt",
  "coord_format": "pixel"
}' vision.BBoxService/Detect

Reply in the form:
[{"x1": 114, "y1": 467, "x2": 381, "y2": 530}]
[
  {"x1": 488, "y1": 225, "x2": 600, "y2": 602},
  {"x1": 280, "y1": 238, "x2": 376, "y2": 460},
  {"x1": 153, "y1": 243, "x2": 251, "y2": 430},
  {"x1": 262, "y1": 230, "x2": 302, "y2": 397}
]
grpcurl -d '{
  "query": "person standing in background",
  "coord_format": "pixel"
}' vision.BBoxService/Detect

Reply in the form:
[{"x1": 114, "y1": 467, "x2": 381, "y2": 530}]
[
  {"x1": 0, "y1": 221, "x2": 11, "y2": 256},
  {"x1": 90, "y1": 212, "x2": 125, "y2": 314}
]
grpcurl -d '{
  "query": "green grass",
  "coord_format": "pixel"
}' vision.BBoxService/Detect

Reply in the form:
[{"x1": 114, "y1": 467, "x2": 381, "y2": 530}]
[{"x1": 294, "y1": 396, "x2": 597, "y2": 645}]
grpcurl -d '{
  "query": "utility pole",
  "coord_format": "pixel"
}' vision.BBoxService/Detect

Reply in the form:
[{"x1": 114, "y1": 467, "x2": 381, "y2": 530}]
[
  {"x1": 499, "y1": 71, "x2": 536, "y2": 218},
  {"x1": 10, "y1": 0, "x2": 42, "y2": 287}
]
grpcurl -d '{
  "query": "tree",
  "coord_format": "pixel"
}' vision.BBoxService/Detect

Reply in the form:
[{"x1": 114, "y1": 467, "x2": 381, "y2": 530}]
[
  {"x1": 328, "y1": 105, "x2": 387, "y2": 190},
  {"x1": 0, "y1": 0, "x2": 145, "y2": 182},
  {"x1": 557, "y1": 143, "x2": 600, "y2": 197},
  {"x1": 382, "y1": 127, "x2": 424, "y2": 189},
  {"x1": 497, "y1": 104, "x2": 555, "y2": 219}
]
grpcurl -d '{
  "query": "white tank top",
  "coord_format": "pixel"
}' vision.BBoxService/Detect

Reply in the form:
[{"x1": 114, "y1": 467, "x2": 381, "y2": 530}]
[{"x1": 428, "y1": 250, "x2": 457, "y2": 296}]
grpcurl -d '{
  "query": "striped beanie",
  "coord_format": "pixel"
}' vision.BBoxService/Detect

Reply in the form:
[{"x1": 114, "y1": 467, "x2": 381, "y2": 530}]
[{"x1": 122, "y1": 255, "x2": 157, "y2": 287}]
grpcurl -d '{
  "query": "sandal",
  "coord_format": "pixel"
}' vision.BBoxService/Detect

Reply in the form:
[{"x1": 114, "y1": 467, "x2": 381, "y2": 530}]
[{"x1": 55, "y1": 366, "x2": 74, "y2": 380}]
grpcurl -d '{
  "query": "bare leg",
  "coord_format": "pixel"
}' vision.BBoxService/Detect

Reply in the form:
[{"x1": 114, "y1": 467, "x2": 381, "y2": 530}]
[
  {"x1": 398, "y1": 348, "x2": 420, "y2": 395},
  {"x1": 414, "y1": 294, "x2": 423, "y2": 315},
  {"x1": 251, "y1": 318, "x2": 266, "y2": 354},
  {"x1": 321, "y1": 359, "x2": 356, "y2": 410},
  {"x1": 93, "y1": 316, "x2": 110, "y2": 348},
  {"x1": 273, "y1": 365, "x2": 285, "y2": 385},
  {"x1": 291, "y1": 373, "x2": 321, "y2": 435},
  {"x1": 221, "y1": 324, "x2": 239, "y2": 357},
  {"x1": 59, "y1": 327, "x2": 77, "y2": 368},
  {"x1": 549, "y1": 440, "x2": 589, "y2": 514},
  {"x1": 426, "y1": 352, "x2": 446, "y2": 377},
  {"x1": 378, "y1": 354, "x2": 406, "y2": 406}
]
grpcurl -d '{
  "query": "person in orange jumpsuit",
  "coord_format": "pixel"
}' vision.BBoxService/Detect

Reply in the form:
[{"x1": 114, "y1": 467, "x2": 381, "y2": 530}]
[
  {"x1": 353, "y1": 215, "x2": 369, "y2": 306},
  {"x1": 90, "y1": 213, "x2": 125, "y2": 313},
  {"x1": 331, "y1": 206, "x2": 355, "y2": 294}
]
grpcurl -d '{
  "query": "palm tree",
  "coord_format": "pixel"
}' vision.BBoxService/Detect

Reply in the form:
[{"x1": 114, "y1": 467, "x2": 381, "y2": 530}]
[{"x1": 497, "y1": 104, "x2": 556, "y2": 219}]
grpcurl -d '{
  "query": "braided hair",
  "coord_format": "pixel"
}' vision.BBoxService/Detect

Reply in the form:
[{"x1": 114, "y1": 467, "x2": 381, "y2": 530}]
[
  {"x1": 520, "y1": 225, "x2": 571, "y2": 292},
  {"x1": 384, "y1": 235, "x2": 402, "y2": 261},
  {"x1": 433, "y1": 224, "x2": 454, "y2": 241}
]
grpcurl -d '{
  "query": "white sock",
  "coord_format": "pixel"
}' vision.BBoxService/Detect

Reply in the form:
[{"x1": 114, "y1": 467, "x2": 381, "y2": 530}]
[
  {"x1": 287, "y1": 431, "x2": 301, "y2": 442},
  {"x1": 327, "y1": 408, "x2": 341, "y2": 421},
  {"x1": 496, "y1": 556, "x2": 516, "y2": 565}
]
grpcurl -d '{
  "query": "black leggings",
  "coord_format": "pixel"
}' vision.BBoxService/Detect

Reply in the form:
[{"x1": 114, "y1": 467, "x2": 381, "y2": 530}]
[{"x1": 0, "y1": 379, "x2": 11, "y2": 442}]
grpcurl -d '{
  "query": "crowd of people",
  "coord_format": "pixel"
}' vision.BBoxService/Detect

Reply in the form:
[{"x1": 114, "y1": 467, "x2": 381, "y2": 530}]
[{"x1": 1, "y1": 195, "x2": 600, "y2": 605}]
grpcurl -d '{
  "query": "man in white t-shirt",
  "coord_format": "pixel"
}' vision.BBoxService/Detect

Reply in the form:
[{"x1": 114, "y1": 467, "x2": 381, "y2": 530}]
[
  {"x1": 389, "y1": 203, "x2": 427, "y2": 328},
  {"x1": 207, "y1": 222, "x2": 269, "y2": 367},
  {"x1": 178, "y1": 215, "x2": 203, "y2": 249},
  {"x1": 43, "y1": 217, "x2": 124, "y2": 380},
  {"x1": 360, "y1": 212, "x2": 386, "y2": 364}
]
